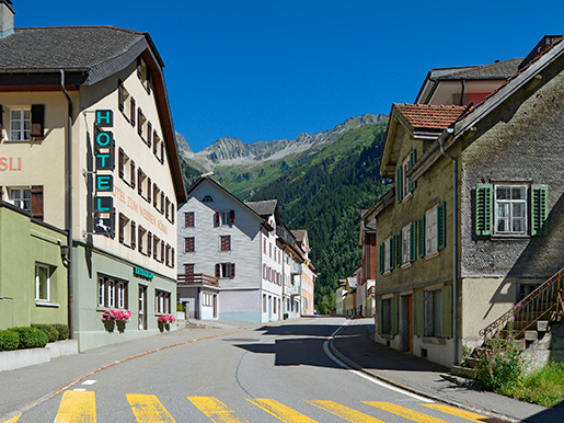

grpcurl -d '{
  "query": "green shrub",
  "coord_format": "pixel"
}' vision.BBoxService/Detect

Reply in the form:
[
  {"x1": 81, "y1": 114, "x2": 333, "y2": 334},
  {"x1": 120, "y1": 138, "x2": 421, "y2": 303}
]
[
  {"x1": 176, "y1": 303, "x2": 184, "y2": 312},
  {"x1": 52, "y1": 323, "x2": 70, "y2": 340},
  {"x1": 474, "y1": 333, "x2": 523, "y2": 392},
  {"x1": 0, "y1": 330, "x2": 20, "y2": 351},
  {"x1": 31, "y1": 324, "x2": 59, "y2": 343},
  {"x1": 11, "y1": 327, "x2": 48, "y2": 349}
]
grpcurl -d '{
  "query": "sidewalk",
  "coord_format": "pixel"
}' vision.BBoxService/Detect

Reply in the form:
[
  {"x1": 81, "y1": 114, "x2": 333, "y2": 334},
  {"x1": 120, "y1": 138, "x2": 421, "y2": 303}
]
[
  {"x1": 330, "y1": 318, "x2": 564, "y2": 423},
  {"x1": 0, "y1": 321, "x2": 252, "y2": 421}
]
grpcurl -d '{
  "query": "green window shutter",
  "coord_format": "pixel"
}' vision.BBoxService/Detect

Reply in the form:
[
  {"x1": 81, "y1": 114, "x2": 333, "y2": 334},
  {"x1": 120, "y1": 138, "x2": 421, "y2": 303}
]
[
  {"x1": 409, "y1": 149, "x2": 417, "y2": 191},
  {"x1": 410, "y1": 222, "x2": 416, "y2": 262},
  {"x1": 391, "y1": 296, "x2": 398, "y2": 335},
  {"x1": 396, "y1": 167, "x2": 403, "y2": 203},
  {"x1": 531, "y1": 185, "x2": 549, "y2": 236},
  {"x1": 437, "y1": 202, "x2": 446, "y2": 250},
  {"x1": 475, "y1": 184, "x2": 493, "y2": 236},
  {"x1": 441, "y1": 284, "x2": 453, "y2": 338},
  {"x1": 418, "y1": 215, "x2": 425, "y2": 258},
  {"x1": 395, "y1": 232, "x2": 402, "y2": 267},
  {"x1": 415, "y1": 290, "x2": 424, "y2": 337},
  {"x1": 377, "y1": 298, "x2": 383, "y2": 334},
  {"x1": 379, "y1": 243, "x2": 385, "y2": 274},
  {"x1": 389, "y1": 237, "x2": 395, "y2": 271}
]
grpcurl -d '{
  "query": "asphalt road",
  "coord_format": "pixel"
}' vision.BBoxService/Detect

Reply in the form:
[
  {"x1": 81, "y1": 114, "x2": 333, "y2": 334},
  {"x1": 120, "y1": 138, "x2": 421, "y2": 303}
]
[{"x1": 11, "y1": 318, "x2": 490, "y2": 422}]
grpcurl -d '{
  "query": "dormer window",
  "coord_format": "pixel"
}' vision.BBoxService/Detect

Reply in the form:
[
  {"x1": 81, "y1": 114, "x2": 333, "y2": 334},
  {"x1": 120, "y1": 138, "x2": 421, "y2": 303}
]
[{"x1": 203, "y1": 195, "x2": 213, "y2": 203}]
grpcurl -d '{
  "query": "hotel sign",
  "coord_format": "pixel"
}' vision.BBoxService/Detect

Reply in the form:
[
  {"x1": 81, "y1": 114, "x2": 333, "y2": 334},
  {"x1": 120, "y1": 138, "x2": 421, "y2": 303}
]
[{"x1": 94, "y1": 110, "x2": 115, "y2": 237}]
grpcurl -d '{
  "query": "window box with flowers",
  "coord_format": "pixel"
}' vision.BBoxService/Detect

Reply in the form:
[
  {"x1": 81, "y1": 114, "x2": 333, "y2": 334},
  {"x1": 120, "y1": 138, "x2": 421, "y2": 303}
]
[
  {"x1": 102, "y1": 309, "x2": 132, "y2": 333},
  {"x1": 158, "y1": 314, "x2": 176, "y2": 332}
]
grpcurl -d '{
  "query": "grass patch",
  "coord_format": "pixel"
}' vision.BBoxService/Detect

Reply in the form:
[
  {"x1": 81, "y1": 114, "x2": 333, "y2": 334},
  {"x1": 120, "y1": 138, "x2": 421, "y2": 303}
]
[{"x1": 501, "y1": 362, "x2": 564, "y2": 407}]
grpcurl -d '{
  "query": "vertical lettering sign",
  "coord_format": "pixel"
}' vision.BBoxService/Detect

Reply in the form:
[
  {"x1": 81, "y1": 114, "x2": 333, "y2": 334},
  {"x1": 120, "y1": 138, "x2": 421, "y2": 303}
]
[{"x1": 94, "y1": 110, "x2": 114, "y2": 237}]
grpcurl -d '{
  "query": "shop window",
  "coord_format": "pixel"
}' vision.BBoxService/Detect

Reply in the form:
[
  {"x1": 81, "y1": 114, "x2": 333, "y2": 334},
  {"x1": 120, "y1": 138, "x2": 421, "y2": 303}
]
[
  {"x1": 155, "y1": 290, "x2": 171, "y2": 314},
  {"x1": 97, "y1": 275, "x2": 128, "y2": 309}
]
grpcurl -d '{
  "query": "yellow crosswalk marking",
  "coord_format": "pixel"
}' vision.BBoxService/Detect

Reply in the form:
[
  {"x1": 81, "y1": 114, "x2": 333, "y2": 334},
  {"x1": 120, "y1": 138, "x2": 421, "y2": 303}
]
[
  {"x1": 248, "y1": 399, "x2": 318, "y2": 423},
  {"x1": 2, "y1": 414, "x2": 21, "y2": 423},
  {"x1": 127, "y1": 394, "x2": 176, "y2": 423},
  {"x1": 364, "y1": 402, "x2": 451, "y2": 423},
  {"x1": 308, "y1": 400, "x2": 386, "y2": 423},
  {"x1": 188, "y1": 396, "x2": 250, "y2": 423},
  {"x1": 55, "y1": 390, "x2": 96, "y2": 423},
  {"x1": 421, "y1": 404, "x2": 489, "y2": 423}
]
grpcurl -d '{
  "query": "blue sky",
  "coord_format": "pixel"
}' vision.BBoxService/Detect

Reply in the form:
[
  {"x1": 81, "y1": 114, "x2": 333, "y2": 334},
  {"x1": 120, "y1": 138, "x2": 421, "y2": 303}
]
[{"x1": 14, "y1": 1, "x2": 564, "y2": 152}]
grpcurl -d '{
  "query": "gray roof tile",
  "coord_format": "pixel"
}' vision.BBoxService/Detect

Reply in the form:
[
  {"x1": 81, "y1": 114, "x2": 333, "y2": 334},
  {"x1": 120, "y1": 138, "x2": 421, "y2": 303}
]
[
  {"x1": 0, "y1": 26, "x2": 143, "y2": 71},
  {"x1": 441, "y1": 58, "x2": 522, "y2": 80}
]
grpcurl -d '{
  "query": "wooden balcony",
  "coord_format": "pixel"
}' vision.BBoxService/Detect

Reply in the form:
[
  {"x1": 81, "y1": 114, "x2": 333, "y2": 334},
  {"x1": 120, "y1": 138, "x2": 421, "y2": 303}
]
[{"x1": 177, "y1": 273, "x2": 219, "y2": 288}]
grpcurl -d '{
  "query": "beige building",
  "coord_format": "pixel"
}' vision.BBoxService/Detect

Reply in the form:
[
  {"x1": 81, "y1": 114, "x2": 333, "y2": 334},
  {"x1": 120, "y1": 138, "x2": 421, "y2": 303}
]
[{"x1": 0, "y1": 2, "x2": 185, "y2": 350}]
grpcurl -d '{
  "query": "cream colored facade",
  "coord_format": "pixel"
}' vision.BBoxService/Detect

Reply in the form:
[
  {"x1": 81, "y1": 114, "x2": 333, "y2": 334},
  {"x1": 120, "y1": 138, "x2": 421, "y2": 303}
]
[{"x1": 0, "y1": 24, "x2": 185, "y2": 350}]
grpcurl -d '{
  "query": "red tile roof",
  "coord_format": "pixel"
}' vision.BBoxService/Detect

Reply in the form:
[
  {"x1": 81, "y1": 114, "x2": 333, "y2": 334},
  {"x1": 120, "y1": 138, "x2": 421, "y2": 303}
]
[{"x1": 395, "y1": 103, "x2": 467, "y2": 131}]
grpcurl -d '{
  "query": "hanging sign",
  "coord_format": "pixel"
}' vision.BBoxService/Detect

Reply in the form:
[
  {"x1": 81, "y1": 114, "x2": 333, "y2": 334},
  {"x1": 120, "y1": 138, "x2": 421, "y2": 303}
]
[{"x1": 94, "y1": 109, "x2": 115, "y2": 237}]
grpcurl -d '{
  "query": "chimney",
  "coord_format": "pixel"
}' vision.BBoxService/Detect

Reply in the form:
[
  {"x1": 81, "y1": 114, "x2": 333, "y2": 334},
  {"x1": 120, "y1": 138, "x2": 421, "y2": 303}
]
[{"x1": 0, "y1": 0, "x2": 14, "y2": 39}]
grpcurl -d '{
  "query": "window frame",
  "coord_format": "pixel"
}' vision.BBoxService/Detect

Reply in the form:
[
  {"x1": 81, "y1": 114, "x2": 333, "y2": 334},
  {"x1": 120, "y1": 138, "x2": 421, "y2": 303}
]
[
  {"x1": 401, "y1": 225, "x2": 411, "y2": 265},
  {"x1": 97, "y1": 275, "x2": 128, "y2": 309},
  {"x1": 424, "y1": 289, "x2": 442, "y2": 337},
  {"x1": 35, "y1": 263, "x2": 50, "y2": 302},
  {"x1": 10, "y1": 108, "x2": 31, "y2": 141},
  {"x1": 494, "y1": 184, "x2": 528, "y2": 236},
  {"x1": 8, "y1": 187, "x2": 31, "y2": 211},
  {"x1": 425, "y1": 206, "x2": 438, "y2": 256},
  {"x1": 155, "y1": 289, "x2": 171, "y2": 314}
]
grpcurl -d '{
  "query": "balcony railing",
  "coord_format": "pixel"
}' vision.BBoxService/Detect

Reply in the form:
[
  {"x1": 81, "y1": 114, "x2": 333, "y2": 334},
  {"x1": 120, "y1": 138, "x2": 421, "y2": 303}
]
[{"x1": 177, "y1": 273, "x2": 219, "y2": 288}]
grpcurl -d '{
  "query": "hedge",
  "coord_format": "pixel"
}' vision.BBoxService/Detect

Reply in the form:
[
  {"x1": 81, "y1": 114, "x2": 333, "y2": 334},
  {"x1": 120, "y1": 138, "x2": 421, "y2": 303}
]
[
  {"x1": 11, "y1": 327, "x2": 48, "y2": 349},
  {"x1": 52, "y1": 323, "x2": 70, "y2": 340},
  {"x1": 31, "y1": 324, "x2": 59, "y2": 343},
  {"x1": 0, "y1": 330, "x2": 20, "y2": 351}
]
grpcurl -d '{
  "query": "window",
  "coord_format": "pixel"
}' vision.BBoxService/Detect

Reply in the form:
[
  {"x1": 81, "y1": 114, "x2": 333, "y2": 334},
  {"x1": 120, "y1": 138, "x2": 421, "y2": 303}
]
[
  {"x1": 138, "y1": 226, "x2": 146, "y2": 254},
  {"x1": 118, "y1": 148, "x2": 135, "y2": 187},
  {"x1": 155, "y1": 290, "x2": 171, "y2": 314},
  {"x1": 495, "y1": 185, "x2": 527, "y2": 235},
  {"x1": 203, "y1": 195, "x2": 213, "y2": 203},
  {"x1": 263, "y1": 295, "x2": 267, "y2": 312},
  {"x1": 185, "y1": 212, "x2": 195, "y2": 228},
  {"x1": 215, "y1": 210, "x2": 234, "y2": 226},
  {"x1": 220, "y1": 236, "x2": 231, "y2": 252},
  {"x1": 383, "y1": 237, "x2": 391, "y2": 273},
  {"x1": 185, "y1": 237, "x2": 195, "y2": 253},
  {"x1": 118, "y1": 213, "x2": 132, "y2": 246},
  {"x1": 9, "y1": 187, "x2": 31, "y2": 211},
  {"x1": 402, "y1": 225, "x2": 411, "y2": 264},
  {"x1": 203, "y1": 292, "x2": 214, "y2": 307},
  {"x1": 216, "y1": 262, "x2": 235, "y2": 278},
  {"x1": 396, "y1": 150, "x2": 417, "y2": 203},
  {"x1": 153, "y1": 235, "x2": 160, "y2": 260},
  {"x1": 424, "y1": 289, "x2": 442, "y2": 337},
  {"x1": 153, "y1": 132, "x2": 163, "y2": 163},
  {"x1": 184, "y1": 264, "x2": 195, "y2": 275},
  {"x1": 425, "y1": 206, "x2": 438, "y2": 256},
  {"x1": 35, "y1": 264, "x2": 50, "y2": 302},
  {"x1": 476, "y1": 184, "x2": 548, "y2": 237},
  {"x1": 97, "y1": 275, "x2": 128, "y2": 309},
  {"x1": 10, "y1": 109, "x2": 31, "y2": 141}
]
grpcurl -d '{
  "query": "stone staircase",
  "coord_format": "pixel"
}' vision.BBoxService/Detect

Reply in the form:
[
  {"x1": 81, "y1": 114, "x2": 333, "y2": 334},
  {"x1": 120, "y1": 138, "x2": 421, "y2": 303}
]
[{"x1": 450, "y1": 268, "x2": 564, "y2": 382}]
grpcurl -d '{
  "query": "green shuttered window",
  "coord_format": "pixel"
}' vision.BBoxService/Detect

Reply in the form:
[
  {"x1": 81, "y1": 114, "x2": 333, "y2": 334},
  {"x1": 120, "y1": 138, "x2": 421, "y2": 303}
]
[
  {"x1": 437, "y1": 202, "x2": 446, "y2": 251},
  {"x1": 410, "y1": 222, "x2": 417, "y2": 263},
  {"x1": 475, "y1": 184, "x2": 493, "y2": 236},
  {"x1": 418, "y1": 215, "x2": 425, "y2": 258},
  {"x1": 531, "y1": 185, "x2": 549, "y2": 236},
  {"x1": 396, "y1": 166, "x2": 403, "y2": 203}
]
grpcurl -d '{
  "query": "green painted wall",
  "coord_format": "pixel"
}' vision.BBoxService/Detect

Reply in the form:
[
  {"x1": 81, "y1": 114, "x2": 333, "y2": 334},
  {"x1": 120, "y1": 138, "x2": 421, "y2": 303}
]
[
  {"x1": 72, "y1": 242, "x2": 177, "y2": 351},
  {"x1": 0, "y1": 203, "x2": 68, "y2": 329}
]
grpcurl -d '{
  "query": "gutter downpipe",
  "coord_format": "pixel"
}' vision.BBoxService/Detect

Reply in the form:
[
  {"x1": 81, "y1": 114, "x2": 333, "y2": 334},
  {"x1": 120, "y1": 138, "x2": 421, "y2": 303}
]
[
  {"x1": 438, "y1": 128, "x2": 459, "y2": 365},
  {"x1": 60, "y1": 70, "x2": 74, "y2": 339}
]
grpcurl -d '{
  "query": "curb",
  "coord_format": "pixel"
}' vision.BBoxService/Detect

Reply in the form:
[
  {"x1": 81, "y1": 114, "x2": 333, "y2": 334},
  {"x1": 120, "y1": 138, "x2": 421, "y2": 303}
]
[
  {"x1": 0, "y1": 328, "x2": 245, "y2": 423},
  {"x1": 328, "y1": 326, "x2": 520, "y2": 423}
]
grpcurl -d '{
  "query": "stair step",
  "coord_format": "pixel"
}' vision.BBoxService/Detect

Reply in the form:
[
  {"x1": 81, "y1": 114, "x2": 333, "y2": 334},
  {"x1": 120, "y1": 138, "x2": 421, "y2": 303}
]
[
  {"x1": 463, "y1": 357, "x2": 480, "y2": 368},
  {"x1": 524, "y1": 330, "x2": 539, "y2": 341},
  {"x1": 451, "y1": 365, "x2": 476, "y2": 379}
]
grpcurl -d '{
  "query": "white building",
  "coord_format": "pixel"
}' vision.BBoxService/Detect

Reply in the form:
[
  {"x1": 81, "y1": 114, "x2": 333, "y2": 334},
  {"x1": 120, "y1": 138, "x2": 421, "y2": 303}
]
[{"x1": 177, "y1": 177, "x2": 284, "y2": 323}]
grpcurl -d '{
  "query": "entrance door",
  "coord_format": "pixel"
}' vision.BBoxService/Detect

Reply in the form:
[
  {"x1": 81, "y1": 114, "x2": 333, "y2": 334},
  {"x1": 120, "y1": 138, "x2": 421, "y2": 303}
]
[
  {"x1": 401, "y1": 295, "x2": 413, "y2": 352},
  {"x1": 138, "y1": 285, "x2": 147, "y2": 330}
]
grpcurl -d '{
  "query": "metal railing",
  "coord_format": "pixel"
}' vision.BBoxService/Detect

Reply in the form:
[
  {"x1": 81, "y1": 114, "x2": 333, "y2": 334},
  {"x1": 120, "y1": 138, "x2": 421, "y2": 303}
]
[
  {"x1": 480, "y1": 266, "x2": 564, "y2": 341},
  {"x1": 177, "y1": 273, "x2": 219, "y2": 287}
]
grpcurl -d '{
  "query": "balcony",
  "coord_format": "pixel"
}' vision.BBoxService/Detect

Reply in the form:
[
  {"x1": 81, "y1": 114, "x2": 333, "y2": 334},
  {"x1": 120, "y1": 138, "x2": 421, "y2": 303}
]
[
  {"x1": 287, "y1": 283, "x2": 300, "y2": 296},
  {"x1": 177, "y1": 273, "x2": 219, "y2": 288}
]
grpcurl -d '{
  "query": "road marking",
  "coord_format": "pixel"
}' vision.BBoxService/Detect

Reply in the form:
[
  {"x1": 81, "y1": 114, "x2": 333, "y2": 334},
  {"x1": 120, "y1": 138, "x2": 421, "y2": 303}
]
[
  {"x1": 2, "y1": 415, "x2": 21, "y2": 423},
  {"x1": 55, "y1": 390, "x2": 96, "y2": 423},
  {"x1": 188, "y1": 396, "x2": 250, "y2": 423},
  {"x1": 248, "y1": 398, "x2": 318, "y2": 423},
  {"x1": 421, "y1": 404, "x2": 490, "y2": 422},
  {"x1": 365, "y1": 402, "x2": 451, "y2": 423},
  {"x1": 323, "y1": 323, "x2": 432, "y2": 403},
  {"x1": 82, "y1": 380, "x2": 97, "y2": 386},
  {"x1": 127, "y1": 394, "x2": 176, "y2": 423},
  {"x1": 308, "y1": 400, "x2": 386, "y2": 423},
  {"x1": 72, "y1": 388, "x2": 87, "y2": 392}
]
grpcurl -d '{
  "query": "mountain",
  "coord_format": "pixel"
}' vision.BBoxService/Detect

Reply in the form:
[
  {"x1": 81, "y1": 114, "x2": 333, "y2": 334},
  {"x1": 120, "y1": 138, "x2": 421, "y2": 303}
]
[{"x1": 175, "y1": 113, "x2": 389, "y2": 313}]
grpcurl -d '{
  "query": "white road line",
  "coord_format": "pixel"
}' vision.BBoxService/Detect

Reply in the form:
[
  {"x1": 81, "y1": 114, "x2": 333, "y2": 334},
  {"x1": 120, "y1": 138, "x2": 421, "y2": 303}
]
[
  {"x1": 323, "y1": 322, "x2": 433, "y2": 403},
  {"x1": 72, "y1": 388, "x2": 87, "y2": 391},
  {"x1": 81, "y1": 380, "x2": 97, "y2": 386}
]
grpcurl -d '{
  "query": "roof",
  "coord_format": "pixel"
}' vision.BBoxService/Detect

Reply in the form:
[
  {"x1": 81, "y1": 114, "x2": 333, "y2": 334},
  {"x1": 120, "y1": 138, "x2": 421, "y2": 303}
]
[
  {"x1": 439, "y1": 58, "x2": 522, "y2": 80},
  {"x1": 245, "y1": 200, "x2": 278, "y2": 217},
  {"x1": 186, "y1": 177, "x2": 271, "y2": 229},
  {"x1": 0, "y1": 27, "x2": 147, "y2": 71},
  {"x1": 291, "y1": 230, "x2": 307, "y2": 242},
  {"x1": 395, "y1": 104, "x2": 467, "y2": 131}
]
